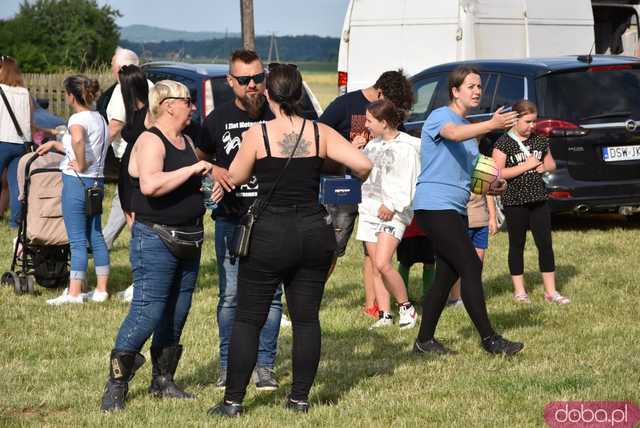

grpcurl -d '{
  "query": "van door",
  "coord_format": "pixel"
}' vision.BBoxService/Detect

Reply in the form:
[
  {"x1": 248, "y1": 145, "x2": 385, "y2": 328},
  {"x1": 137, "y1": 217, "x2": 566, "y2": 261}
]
[{"x1": 592, "y1": 1, "x2": 640, "y2": 55}]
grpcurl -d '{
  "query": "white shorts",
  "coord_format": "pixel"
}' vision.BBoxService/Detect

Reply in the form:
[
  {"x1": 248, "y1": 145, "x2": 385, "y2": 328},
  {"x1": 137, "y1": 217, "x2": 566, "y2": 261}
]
[{"x1": 356, "y1": 218, "x2": 406, "y2": 243}]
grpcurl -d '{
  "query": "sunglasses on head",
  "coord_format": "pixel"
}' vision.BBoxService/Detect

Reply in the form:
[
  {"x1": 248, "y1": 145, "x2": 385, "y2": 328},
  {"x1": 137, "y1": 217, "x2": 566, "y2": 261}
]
[
  {"x1": 160, "y1": 96, "x2": 193, "y2": 106},
  {"x1": 268, "y1": 62, "x2": 298, "y2": 71},
  {"x1": 230, "y1": 72, "x2": 266, "y2": 86}
]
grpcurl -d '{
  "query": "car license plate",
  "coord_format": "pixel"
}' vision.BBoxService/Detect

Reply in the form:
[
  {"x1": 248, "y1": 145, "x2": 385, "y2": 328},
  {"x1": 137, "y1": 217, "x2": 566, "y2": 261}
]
[{"x1": 602, "y1": 145, "x2": 640, "y2": 162}]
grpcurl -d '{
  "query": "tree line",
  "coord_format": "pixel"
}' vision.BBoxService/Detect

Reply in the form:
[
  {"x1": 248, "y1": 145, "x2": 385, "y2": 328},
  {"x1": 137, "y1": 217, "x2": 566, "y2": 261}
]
[
  {"x1": 121, "y1": 35, "x2": 339, "y2": 62},
  {"x1": 0, "y1": 0, "x2": 339, "y2": 73},
  {"x1": 0, "y1": 0, "x2": 120, "y2": 73}
]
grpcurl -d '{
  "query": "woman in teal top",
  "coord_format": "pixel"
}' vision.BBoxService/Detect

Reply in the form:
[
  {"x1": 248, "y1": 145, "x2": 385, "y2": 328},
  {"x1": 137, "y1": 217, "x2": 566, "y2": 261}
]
[{"x1": 412, "y1": 65, "x2": 524, "y2": 356}]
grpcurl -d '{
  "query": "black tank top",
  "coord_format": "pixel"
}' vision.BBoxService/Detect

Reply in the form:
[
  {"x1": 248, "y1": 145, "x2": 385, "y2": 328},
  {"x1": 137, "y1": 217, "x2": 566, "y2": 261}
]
[
  {"x1": 254, "y1": 121, "x2": 324, "y2": 207},
  {"x1": 131, "y1": 127, "x2": 204, "y2": 226}
]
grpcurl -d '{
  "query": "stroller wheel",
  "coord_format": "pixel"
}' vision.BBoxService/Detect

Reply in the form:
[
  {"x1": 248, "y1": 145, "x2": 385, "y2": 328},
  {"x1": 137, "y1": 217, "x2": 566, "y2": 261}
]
[
  {"x1": 2, "y1": 271, "x2": 19, "y2": 288},
  {"x1": 26, "y1": 275, "x2": 36, "y2": 294},
  {"x1": 1, "y1": 272, "x2": 22, "y2": 294}
]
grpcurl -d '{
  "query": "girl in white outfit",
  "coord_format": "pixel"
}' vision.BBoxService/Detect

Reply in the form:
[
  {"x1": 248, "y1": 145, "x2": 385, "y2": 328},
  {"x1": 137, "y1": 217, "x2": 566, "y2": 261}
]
[{"x1": 357, "y1": 99, "x2": 421, "y2": 330}]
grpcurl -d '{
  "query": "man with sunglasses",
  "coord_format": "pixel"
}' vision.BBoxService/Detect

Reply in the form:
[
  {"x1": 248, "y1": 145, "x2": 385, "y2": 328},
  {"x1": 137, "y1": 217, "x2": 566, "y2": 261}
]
[{"x1": 196, "y1": 49, "x2": 282, "y2": 392}]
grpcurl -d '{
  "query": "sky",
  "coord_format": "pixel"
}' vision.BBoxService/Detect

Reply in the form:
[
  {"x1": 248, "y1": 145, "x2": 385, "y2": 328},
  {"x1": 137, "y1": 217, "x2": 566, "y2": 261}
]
[{"x1": 1, "y1": 0, "x2": 351, "y2": 37}]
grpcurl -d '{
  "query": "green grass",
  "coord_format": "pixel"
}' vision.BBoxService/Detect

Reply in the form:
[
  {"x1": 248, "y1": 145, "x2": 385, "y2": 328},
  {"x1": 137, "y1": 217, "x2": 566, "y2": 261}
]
[
  {"x1": 1, "y1": 184, "x2": 639, "y2": 427},
  {"x1": 302, "y1": 69, "x2": 338, "y2": 111}
]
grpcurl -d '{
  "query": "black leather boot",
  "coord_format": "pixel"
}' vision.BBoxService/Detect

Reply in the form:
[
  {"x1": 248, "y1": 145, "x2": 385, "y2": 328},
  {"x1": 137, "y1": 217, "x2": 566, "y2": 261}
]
[
  {"x1": 148, "y1": 344, "x2": 195, "y2": 399},
  {"x1": 100, "y1": 350, "x2": 145, "y2": 412}
]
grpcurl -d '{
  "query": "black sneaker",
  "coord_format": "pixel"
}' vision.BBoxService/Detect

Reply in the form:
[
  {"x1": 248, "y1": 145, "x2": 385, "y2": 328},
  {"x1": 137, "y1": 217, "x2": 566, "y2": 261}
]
[
  {"x1": 285, "y1": 398, "x2": 310, "y2": 413},
  {"x1": 481, "y1": 334, "x2": 524, "y2": 356},
  {"x1": 207, "y1": 400, "x2": 243, "y2": 417},
  {"x1": 253, "y1": 367, "x2": 279, "y2": 391},
  {"x1": 413, "y1": 338, "x2": 455, "y2": 355}
]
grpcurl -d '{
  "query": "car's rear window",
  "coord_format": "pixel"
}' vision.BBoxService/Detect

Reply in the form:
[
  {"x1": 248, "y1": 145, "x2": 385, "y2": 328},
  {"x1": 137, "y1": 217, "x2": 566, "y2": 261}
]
[{"x1": 538, "y1": 68, "x2": 640, "y2": 123}]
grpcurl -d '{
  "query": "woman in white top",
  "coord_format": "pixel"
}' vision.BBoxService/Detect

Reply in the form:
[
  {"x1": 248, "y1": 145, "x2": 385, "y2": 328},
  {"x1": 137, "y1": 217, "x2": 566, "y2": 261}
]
[
  {"x1": 356, "y1": 99, "x2": 421, "y2": 330},
  {"x1": 0, "y1": 56, "x2": 40, "y2": 228},
  {"x1": 37, "y1": 75, "x2": 111, "y2": 305}
]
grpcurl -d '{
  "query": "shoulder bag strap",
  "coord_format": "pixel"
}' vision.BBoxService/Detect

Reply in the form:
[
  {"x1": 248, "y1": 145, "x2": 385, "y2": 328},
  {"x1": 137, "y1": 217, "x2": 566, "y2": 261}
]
[
  {"x1": 0, "y1": 85, "x2": 26, "y2": 139},
  {"x1": 253, "y1": 119, "x2": 307, "y2": 218},
  {"x1": 508, "y1": 130, "x2": 531, "y2": 157}
]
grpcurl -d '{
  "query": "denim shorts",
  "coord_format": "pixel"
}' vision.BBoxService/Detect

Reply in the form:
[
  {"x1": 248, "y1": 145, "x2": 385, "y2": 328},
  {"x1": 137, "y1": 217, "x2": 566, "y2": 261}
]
[{"x1": 467, "y1": 226, "x2": 489, "y2": 250}]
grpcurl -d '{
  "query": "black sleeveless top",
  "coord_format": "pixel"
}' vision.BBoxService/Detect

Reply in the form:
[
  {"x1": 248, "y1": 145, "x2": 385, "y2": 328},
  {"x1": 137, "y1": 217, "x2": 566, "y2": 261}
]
[
  {"x1": 119, "y1": 105, "x2": 148, "y2": 212},
  {"x1": 131, "y1": 127, "x2": 204, "y2": 226},
  {"x1": 253, "y1": 120, "x2": 324, "y2": 207}
]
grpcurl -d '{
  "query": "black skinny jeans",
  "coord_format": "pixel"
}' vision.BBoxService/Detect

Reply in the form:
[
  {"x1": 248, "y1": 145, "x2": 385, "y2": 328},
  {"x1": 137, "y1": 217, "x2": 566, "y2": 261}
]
[
  {"x1": 503, "y1": 201, "x2": 555, "y2": 276},
  {"x1": 224, "y1": 205, "x2": 336, "y2": 403},
  {"x1": 414, "y1": 210, "x2": 495, "y2": 341}
]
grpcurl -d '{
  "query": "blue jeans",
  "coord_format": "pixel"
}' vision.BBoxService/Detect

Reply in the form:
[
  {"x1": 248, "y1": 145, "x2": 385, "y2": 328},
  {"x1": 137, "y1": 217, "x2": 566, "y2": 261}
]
[
  {"x1": 0, "y1": 142, "x2": 26, "y2": 228},
  {"x1": 61, "y1": 174, "x2": 109, "y2": 280},
  {"x1": 215, "y1": 217, "x2": 282, "y2": 369},
  {"x1": 114, "y1": 221, "x2": 200, "y2": 351}
]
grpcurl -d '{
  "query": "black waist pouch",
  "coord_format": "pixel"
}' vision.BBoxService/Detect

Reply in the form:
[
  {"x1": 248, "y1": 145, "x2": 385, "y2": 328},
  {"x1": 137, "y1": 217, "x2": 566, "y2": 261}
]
[
  {"x1": 151, "y1": 223, "x2": 204, "y2": 260},
  {"x1": 85, "y1": 186, "x2": 104, "y2": 216}
]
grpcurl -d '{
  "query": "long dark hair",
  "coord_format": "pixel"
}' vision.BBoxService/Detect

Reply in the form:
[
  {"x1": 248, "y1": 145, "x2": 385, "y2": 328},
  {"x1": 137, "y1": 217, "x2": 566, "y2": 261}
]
[
  {"x1": 118, "y1": 65, "x2": 148, "y2": 127},
  {"x1": 266, "y1": 63, "x2": 303, "y2": 116}
]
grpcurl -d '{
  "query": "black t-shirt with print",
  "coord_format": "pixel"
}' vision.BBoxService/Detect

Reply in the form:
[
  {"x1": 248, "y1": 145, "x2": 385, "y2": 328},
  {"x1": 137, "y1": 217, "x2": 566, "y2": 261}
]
[
  {"x1": 319, "y1": 89, "x2": 371, "y2": 142},
  {"x1": 197, "y1": 100, "x2": 274, "y2": 218},
  {"x1": 494, "y1": 133, "x2": 549, "y2": 206}
]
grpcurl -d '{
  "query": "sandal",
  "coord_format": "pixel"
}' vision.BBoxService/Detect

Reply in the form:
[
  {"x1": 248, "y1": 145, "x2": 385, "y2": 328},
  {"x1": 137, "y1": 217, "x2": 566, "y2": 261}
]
[
  {"x1": 544, "y1": 291, "x2": 570, "y2": 305},
  {"x1": 513, "y1": 293, "x2": 531, "y2": 304}
]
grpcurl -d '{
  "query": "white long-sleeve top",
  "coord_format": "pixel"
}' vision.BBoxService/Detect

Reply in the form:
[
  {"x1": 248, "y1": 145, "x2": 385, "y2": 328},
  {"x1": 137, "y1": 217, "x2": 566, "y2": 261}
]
[{"x1": 358, "y1": 131, "x2": 421, "y2": 225}]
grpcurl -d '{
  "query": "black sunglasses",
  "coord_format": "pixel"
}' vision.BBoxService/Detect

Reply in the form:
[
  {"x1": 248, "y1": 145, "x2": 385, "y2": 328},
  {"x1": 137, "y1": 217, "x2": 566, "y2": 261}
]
[
  {"x1": 230, "y1": 72, "x2": 266, "y2": 86},
  {"x1": 160, "y1": 96, "x2": 193, "y2": 106}
]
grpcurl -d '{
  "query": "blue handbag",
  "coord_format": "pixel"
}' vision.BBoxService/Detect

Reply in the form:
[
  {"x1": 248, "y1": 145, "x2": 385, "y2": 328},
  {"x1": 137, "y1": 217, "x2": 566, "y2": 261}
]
[{"x1": 319, "y1": 175, "x2": 362, "y2": 205}]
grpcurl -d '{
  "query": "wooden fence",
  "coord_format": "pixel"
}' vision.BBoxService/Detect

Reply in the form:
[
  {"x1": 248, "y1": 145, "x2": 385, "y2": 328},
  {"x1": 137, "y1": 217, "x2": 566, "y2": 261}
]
[{"x1": 23, "y1": 72, "x2": 112, "y2": 119}]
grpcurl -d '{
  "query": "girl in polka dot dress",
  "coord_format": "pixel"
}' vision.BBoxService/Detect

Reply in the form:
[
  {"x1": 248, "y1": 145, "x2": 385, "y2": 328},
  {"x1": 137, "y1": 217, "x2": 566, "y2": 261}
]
[{"x1": 492, "y1": 100, "x2": 570, "y2": 305}]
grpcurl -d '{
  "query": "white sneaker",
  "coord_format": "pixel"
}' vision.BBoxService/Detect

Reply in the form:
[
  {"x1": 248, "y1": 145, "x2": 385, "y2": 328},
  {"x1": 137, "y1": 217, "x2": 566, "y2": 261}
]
[
  {"x1": 281, "y1": 314, "x2": 292, "y2": 328},
  {"x1": 368, "y1": 313, "x2": 393, "y2": 330},
  {"x1": 47, "y1": 288, "x2": 83, "y2": 305},
  {"x1": 116, "y1": 284, "x2": 134, "y2": 303},
  {"x1": 82, "y1": 289, "x2": 109, "y2": 302},
  {"x1": 398, "y1": 304, "x2": 417, "y2": 330}
]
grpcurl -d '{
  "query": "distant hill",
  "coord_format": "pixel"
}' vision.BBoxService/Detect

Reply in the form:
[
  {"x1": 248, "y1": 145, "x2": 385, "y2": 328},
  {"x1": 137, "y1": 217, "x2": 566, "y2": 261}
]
[
  {"x1": 119, "y1": 25, "x2": 240, "y2": 43},
  {"x1": 121, "y1": 35, "x2": 339, "y2": 62}
]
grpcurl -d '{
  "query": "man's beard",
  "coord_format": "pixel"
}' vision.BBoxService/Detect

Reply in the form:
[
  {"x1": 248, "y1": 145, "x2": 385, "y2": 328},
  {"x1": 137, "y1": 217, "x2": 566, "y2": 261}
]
[{"x1": 238, "y1": 92, "x2": 266, "y2": 119}]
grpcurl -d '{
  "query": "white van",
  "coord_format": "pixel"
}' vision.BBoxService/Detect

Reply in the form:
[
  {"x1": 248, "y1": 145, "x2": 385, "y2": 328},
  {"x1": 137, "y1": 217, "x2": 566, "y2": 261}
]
[{"x1": 338, "y1": 0, "x2": 640, "y2": 93}]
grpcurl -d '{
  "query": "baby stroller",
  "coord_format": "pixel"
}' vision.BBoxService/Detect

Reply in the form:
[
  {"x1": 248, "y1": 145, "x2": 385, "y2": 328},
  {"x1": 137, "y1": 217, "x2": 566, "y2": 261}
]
[{"x1": 1, "y1": 151, "x2": 69, "y2": 294}]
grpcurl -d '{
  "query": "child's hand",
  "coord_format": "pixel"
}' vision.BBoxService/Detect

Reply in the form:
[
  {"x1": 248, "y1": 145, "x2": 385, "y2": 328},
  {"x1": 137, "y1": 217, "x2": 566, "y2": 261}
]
[
  {"x1": 378, "y1": 204, "x2": 394, "y2": 221},
  {"x1": 489, "y1": 218, "x2": 498, "y2": 236},
  {"x1": 352, "y1": 134, "x2": 368, "y2": 149}
]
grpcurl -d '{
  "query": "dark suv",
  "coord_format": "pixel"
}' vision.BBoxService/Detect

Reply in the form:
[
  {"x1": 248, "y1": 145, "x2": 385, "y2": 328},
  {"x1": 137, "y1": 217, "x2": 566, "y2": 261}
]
[
  {"x1": 98, "y1": 62, "x2": 323, "y2": 180},
  {"x1": 405, "y1": 55, "x2": 640, "y2": 216}
]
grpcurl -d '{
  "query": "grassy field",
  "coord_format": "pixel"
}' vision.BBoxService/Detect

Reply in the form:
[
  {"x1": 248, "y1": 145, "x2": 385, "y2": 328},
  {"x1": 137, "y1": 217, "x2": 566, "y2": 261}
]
[{"x1": 1, "y1": 75, "x2": 639, "y2": 427}]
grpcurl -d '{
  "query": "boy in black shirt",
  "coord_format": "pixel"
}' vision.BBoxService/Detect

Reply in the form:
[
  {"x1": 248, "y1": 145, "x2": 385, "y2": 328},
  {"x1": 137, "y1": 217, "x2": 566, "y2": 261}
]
[{"x1": 196, "y1": 50, "x2": 281, "y2": 391}]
